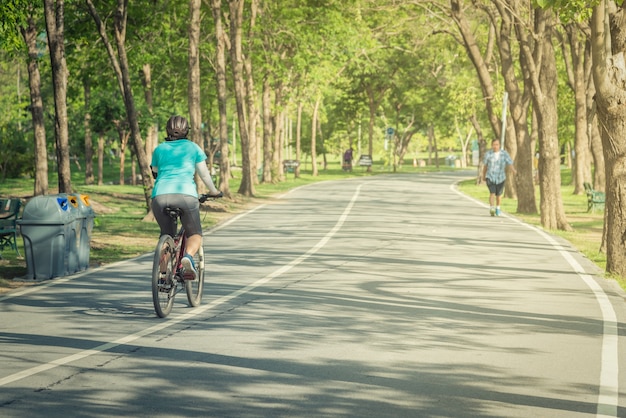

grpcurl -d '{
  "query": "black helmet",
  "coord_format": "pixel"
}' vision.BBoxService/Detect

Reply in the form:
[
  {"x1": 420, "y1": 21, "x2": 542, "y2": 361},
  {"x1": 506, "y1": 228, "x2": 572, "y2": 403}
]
[{"x1": 166, "y1": 115, "x2": 189, "y2": 140}]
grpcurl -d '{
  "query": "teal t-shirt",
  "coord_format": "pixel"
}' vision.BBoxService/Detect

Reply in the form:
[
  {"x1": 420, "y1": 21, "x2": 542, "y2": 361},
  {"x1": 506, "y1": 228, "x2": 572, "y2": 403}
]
[{"x1": 151, "y1": 139, "x2": 206, "y2": 198}]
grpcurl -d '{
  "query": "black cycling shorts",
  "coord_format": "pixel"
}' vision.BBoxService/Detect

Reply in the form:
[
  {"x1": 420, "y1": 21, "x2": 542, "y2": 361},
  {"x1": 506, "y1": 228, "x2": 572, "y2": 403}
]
[{"x1": 151, "y1": 194, "x2": 202, "y2": 237}]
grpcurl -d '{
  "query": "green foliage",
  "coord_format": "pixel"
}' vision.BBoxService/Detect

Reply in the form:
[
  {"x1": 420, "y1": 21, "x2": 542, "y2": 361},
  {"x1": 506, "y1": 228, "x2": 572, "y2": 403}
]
[
  {"x1": 0, "y1": 0, "x2": 33, "y2": 53},
  {"x1": 90, "y1": 91, "x2": 125, "y2": 135},
  {"x1": 533, "y1": 0, "x2": 623, "y2": 22},
  {"x1": 0, "y1": 120, "x2": 32, "y2": 179}
]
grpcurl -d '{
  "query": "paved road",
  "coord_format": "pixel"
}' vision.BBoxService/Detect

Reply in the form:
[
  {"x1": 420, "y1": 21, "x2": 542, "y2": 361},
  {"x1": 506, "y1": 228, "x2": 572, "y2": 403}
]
[{"x1": 1, "y1": 172, "x2": 624, "y2": 417}]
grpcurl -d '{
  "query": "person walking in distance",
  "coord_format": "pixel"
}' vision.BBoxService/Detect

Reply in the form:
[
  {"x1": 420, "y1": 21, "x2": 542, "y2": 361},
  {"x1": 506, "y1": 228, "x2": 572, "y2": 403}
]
[
  {"x1": 481, "y1": 138, "x2": 516, "y2": 216},
  {"x1": 343, "y1": 147, "x2": 353, "y2": 171},
  {"x1": 150, "y1": 115, "x2": 223, "y2": 278}
]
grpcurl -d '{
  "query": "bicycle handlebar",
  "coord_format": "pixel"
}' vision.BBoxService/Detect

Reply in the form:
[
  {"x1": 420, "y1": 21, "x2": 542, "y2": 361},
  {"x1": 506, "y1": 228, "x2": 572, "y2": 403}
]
[{"x1": 199, "y1": 191, "x2": 223, "y2": 203}]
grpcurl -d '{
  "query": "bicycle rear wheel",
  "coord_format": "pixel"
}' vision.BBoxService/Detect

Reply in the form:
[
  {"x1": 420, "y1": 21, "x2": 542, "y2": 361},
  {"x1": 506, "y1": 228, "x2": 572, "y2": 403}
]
[
  {"x1": 185, "y1": 245, "x2": 205, "y2": 307},
  {"x1": 152, "y1": 235, "x2": 177, "y2": 318}
]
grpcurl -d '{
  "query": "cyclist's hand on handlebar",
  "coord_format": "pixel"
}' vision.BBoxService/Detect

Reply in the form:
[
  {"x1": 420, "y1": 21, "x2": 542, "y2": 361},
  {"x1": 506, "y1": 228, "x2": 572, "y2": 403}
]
[{"x1": 199, "y1": 191, "x2": 223, "y2": 203}]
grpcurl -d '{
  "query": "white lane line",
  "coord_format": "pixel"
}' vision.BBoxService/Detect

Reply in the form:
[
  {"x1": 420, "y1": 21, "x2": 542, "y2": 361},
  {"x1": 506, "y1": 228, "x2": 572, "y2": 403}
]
[
  {"x1": 0, "y1": 184, "x2": 362, "y2": 387},
  {"x1": 451, "y1": 183, "x2": 619, "y2": 418}
]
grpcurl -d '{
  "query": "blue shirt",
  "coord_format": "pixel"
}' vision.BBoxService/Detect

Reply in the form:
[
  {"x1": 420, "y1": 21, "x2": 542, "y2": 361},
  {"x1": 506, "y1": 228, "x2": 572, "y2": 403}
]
[
  {"x1": 483, "y1": 150, "x2": 513, "y2": 184},
  {"x1": 151, "y1": 139, "x2": 206, "y2": 198}
]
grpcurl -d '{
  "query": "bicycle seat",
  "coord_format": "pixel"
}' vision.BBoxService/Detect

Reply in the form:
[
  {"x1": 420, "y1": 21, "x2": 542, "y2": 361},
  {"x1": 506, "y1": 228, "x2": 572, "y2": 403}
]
[{"x1": 163, "y1": 207, "x2": 183, "y2": 219}]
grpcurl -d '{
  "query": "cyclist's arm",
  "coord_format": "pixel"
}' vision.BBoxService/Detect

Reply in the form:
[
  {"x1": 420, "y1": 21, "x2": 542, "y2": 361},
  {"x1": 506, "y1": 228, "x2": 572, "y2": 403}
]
[{"x1": 196, "y1": 162, "x2": 220, "y2": 195}]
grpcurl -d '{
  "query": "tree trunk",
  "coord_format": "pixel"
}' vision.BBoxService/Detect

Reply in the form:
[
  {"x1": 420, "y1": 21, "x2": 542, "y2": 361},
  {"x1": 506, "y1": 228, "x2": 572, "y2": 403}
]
[
  {"x1": 86, "y1": 0, "x2": 154, "y2": 210},
  {"x1": 188, "y1": 0, "x2": 202, "y2": 147},
  {"x1": 20, "y1": 15, "x2": 48, "y2": 196},
  {"x1": 311, "y1": 95, "x2": 320, "y2": 176},
  {"x1": 84, "y1": 78, "x2": 94, "y2": 185},
  {"x1": 141, "y1": 64, "x2": 158, "y2": 157},
  {"x1": 486, "y1": 1, "x2": 535, "y2": 212},
  {"x1": 470, "y1": 114, "x2": 487, "y2": 184},
  {"x1": 262, "y1": 76, "x2": 273, "y2": 183},
  {"x1": 450, "y1": 0, "x2": 501, "y2": 138},
  {"x1": 210, "y1": 0, "x2": 231, "y2": 196},
  {"x1": 188, "y1": 0, "x2": 204, "y2": 193},
  {"x1": 531, "y1": 10, "x2": 571, "y2": 231},
  {"x1": 587, "y1": 84, "x2": 606, "y2": 192},
  {"x1": 97, "y1": 134, "x2": 104, "y2": 186},
  {"x1": 229, "y1": 0, "x2": 254, "y2": 196},
  {"x1": 112, "y1": 1, "x2": 153, "y2": 209},
  {"x1": 43, "y1": 0, "x2": 71, "y2": 193},
  {"x1": 244, "y1": 0, "x2": 259, "y2": 186},
  {"x1": 591, "y1": 1, "x2": 626, "y2": 277},
  {"x1": 564, "y1": 23, "x2": 593, "y2": 195},
  {"x1": 295, "y1": 101, "x2": 302, "y2": 178},
  {"x1": 117, "y1": 126, "x2": 128, "y2": 186},
  {"x1": 428, "y1": 124, "x2": 439, "y2": 168},
  {"x1": 273, "y1": 87, "x2": 284, "y2": 181},
  {"x1": 503, "y1": 116, "x2": 518, "y2": 200}
]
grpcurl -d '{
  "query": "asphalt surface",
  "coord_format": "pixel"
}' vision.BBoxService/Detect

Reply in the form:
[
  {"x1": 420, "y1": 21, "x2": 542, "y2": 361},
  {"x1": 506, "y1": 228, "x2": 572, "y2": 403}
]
[{"x1": 0, "y1": 172, "x2": 624, "y2": 417}]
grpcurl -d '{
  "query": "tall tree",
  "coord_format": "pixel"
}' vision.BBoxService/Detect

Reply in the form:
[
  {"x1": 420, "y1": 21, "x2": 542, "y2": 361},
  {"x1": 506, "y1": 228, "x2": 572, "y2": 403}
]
[
  {"x1": 490, "y1": 0, "x2": 536, "y2": 214},
  {"x1": 448, "y1": 0, "x2": 537, "y2": 214},
  {"x1": 85, "y1": 0, "x2": 154, "y2": 210},
  {"x1": 83, "y1": 78, "x2": 94, "y2": 185},
  {"x1": 43, "y1": 0, "x2": 71, "y2": 193},
  {"x1": 188, "y1": 0, "x2": 205, "y2": 193},
  {"x1": 20, "y1": 8, "x2": 49, "y2": 195},
  {"x1": 519, "y1": 7, "x2": 570, "y2": 231},
  {"x1": 243, "y1": 0, "x2": 259, "y2": 184},
  {"x1": 229, "y1": 0, "x2": 254, "y2": 196},
  {"x1": 560, "y1": 22, "x2": 593, "y2": 194},
  {"x1": 188, "y1": 0, "x2": 202, "y2": 146},
  {"x1": 209, "y1": 0, "x2": 232, "y2": 196},
  {"x1": 590, "y1": 1, "x2": 626, "y2": 276}
]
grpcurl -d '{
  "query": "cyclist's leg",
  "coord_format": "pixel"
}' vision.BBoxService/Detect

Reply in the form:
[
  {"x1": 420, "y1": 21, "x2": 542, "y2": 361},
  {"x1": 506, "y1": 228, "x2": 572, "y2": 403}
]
[
  {"x1": 185, "y1": 245, "x2": 204, "y2": 306},
  {"x1": 151, "y1": 195, "x2": 177, "y2": 237},
  {"x1": 178, "y1": 195, "x2": 202, "y2": 257}
]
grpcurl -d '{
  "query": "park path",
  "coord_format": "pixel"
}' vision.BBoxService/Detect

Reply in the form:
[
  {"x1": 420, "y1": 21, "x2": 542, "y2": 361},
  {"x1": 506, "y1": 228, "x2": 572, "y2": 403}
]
[{"x1": 0, "y1": 172, "x2": 624, "y2": 417}]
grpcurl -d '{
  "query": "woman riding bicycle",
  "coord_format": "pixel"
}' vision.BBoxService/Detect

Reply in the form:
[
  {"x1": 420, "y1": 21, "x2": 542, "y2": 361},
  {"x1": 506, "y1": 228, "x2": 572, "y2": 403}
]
[{"x1": 150, "y1": 115, "x2": 222, "y2": 279}]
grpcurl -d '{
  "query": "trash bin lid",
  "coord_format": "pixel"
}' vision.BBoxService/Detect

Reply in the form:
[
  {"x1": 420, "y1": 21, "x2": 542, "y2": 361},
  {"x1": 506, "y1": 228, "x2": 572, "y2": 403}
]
[
  {"x1": 20, "y1": 195, "x2": 75, "y2": 225},
  {"x1": 70, "y1": 193, "x2": 96, "y2": 217}
]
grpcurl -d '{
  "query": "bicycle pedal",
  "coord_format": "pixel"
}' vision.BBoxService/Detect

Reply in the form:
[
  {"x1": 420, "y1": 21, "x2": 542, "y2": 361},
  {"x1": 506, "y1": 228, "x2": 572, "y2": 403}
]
[
  {"x1": 182, "y1": 271, "x2": 196, "y2": 281},
  {"x1": 158, "y1": 280, "x2": 172, "y2": 291}
]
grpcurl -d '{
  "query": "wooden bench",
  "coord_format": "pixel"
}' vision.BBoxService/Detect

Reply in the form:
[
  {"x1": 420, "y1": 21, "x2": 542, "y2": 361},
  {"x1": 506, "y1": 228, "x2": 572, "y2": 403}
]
[
  {"x1": 583, "y1": 183, "x2": 605, "y2": 213},
  {"x1": 0, "y1": 198, "x2": 22, "y2": 257},
  {"x1": 282, "y1": 159, "x2": 300, "y2": 174},
  {"x1": 358, "y1": 155, "x2": 373, "y2": 167}
]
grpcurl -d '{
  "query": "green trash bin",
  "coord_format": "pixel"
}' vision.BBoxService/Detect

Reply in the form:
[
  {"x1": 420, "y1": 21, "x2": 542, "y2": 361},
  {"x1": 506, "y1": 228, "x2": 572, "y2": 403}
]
[
  {"x1": 71, "y1": 194, "x2": 95, "y2": 271},
  {"x1": 18, "y1": 195, "x2": 78, "y2": 280}
]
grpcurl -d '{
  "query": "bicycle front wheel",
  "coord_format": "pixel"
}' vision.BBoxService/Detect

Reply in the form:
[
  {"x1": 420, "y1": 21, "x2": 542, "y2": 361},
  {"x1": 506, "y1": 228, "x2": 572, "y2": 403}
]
[
  {"x1": 152, "y1": 235, "x2": 177, "y2": 318},
  {"x1": 185, "y1": 245, "x2": 205, "y2": 307}
]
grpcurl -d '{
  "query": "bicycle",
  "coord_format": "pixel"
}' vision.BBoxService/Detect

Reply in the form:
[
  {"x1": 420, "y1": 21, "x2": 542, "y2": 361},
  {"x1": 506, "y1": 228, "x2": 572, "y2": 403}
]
[{"x1": 151, "y1": 193, "x2": 221, "y2": 318}]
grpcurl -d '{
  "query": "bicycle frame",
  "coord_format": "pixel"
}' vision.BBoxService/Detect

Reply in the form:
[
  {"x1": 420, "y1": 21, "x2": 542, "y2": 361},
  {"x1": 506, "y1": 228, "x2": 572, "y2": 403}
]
[
  {"x1": 151, "y1": 203, "x2": 207, "y2": 318},
  {"x1": 151, "y1": 193, "x2": 219, "y2": 318},
  {"x1": 172, "y1": 226, "x2": 195, "y2": 281}
]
